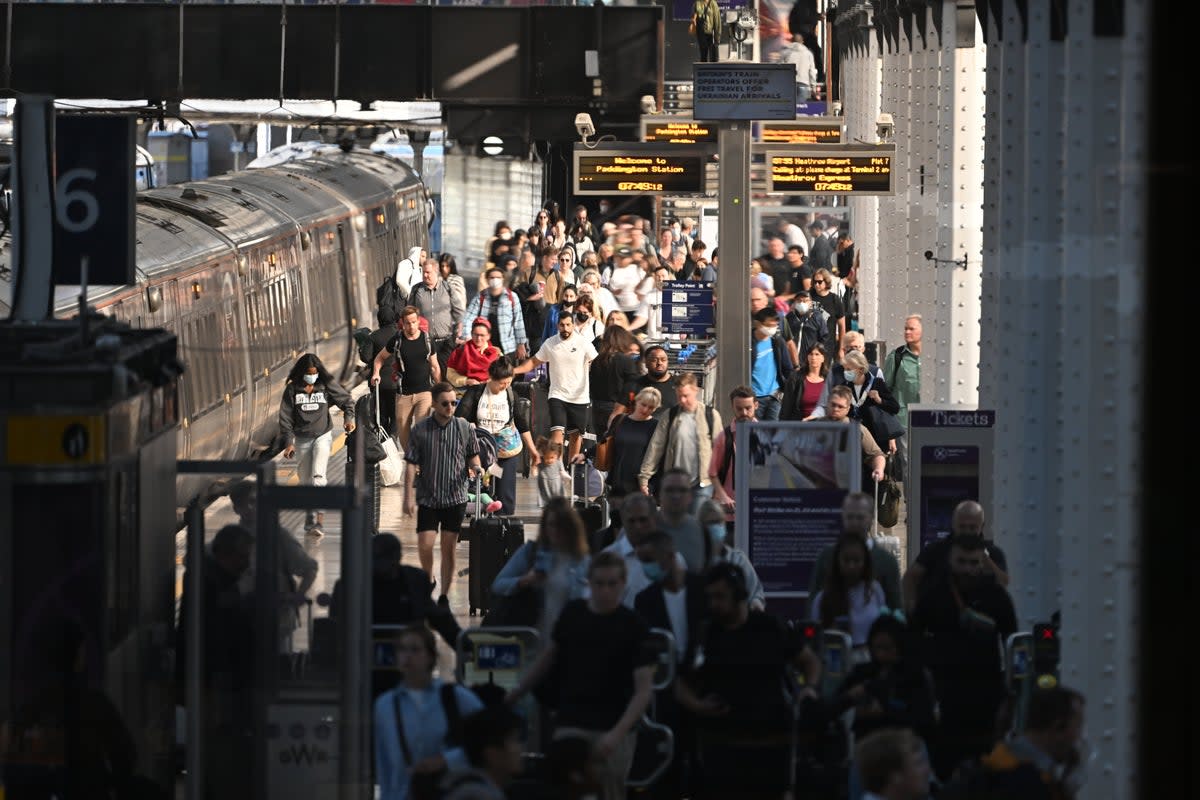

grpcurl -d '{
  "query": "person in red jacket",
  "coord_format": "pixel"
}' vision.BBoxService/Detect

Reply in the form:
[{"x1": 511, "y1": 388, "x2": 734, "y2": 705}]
[{"x1": 446, "y1": 318, "x2": 501, "y2": 387}]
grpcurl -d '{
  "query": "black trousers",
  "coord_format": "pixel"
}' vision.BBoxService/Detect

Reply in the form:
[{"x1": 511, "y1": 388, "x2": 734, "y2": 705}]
[{"x1": 696, "y1": 31, "x2": 718, "y2": 62}]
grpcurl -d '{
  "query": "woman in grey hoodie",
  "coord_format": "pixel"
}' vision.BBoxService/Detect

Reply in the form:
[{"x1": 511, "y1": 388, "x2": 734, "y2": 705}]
[{"x1": 279, "y1": 353, "x2": 355, "y2": 532}]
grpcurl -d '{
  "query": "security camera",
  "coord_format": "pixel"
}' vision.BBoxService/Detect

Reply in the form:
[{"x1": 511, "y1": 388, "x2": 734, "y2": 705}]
[
  {"x1": 575, "y1": 112, "x2": 596, "y2": 140},
  {"x1": 924, "y1": 250, "x2": 934, "y2": 261},
  {"x1": 876, "y1": 112, "x2": 895, "y2": 142}
]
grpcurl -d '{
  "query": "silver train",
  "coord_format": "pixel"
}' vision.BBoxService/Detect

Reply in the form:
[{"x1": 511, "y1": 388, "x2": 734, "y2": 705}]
[{"x1": 0, "y1": 149, "x2": 432, "y2": 506}]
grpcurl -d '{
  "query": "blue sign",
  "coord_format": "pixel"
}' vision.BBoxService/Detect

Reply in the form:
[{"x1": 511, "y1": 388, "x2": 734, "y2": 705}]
[
  {"x1": 477, "y1": 643, "x2": 522, "y2": 670},
  {"x1": 53, "y1": 115, "x2": 136, "y2": 286},
  {"x1": 661, "y1": 280, "x2": 714, "y2": 336},
  {"x1": 797, "y1": 101, "x2": 829, "y2": 116},
  {"x1": 746, "y1": 488, "x2": 844, "y2": 595}
]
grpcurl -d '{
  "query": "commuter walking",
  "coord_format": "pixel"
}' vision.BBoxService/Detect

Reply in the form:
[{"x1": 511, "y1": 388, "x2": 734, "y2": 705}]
[
  {"x1": 373, "y1": 625, "x2": 485, "y2": 800},
  {"x1": 750, "y1": 308, "x2": 792, "y2": 421},
  {"x1": 371, "y1": 306, "x2": 441, "y2": 452},
  {"x1": 403, "y1": 382, "x2": 482, "y2": 606},
  {"x1": 709, "y1": 386, "x2": 757, "y2": 536},
  {"x1": 459, "y1": 266, "x2": 529, "y2": 360},
  {"x1": 883, "y1": 313, "x2": 922, "y2": 479},
  {"x1": 455, "y1": 358, "x2": 538, "y2": 516},
  {"x1": 279, "y1": 353, "x2": 354, "y2": 533},
  {"x1": 691, "y1": 0, "x2": 722, "y2": 62},
  {"x1": 637, "y1": 373, "x2": 722, "y2": 508},
  {"x1": 513, "y1": 313, "x2": 598, "y2": 465},
  {"x1": 505, "y1": 551, "x2": 656, "y2": 800},
  {"x1": 408, "y1": 257, "x2": 463, "y2": 376},
  {"x1": 808, "y1": 491, "x2": 902, "y2": 611}
]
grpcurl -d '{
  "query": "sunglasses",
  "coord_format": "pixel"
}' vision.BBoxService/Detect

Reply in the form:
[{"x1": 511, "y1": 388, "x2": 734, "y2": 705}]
[{"x1": 439, "y1": 400, "x2": 459, "y2": 407}]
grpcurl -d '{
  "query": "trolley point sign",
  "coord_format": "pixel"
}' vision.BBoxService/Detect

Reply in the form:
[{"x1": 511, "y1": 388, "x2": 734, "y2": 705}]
[{"x1": 764, "y1": 144, "x2": 896, "y2": 195}]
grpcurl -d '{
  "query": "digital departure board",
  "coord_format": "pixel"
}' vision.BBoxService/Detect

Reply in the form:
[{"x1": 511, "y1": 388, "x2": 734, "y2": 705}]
[
  {"x1": 756, "y1": 118, "x2": 843, "y2": 145},
  {"x1": 765, "y1": 145, "x2": 896, "y2": 195},
  {"x1": 640, "y1": 115, "x2": 719, "y2": 144},
  {"x1": 574, "y1": 146, "x2": 708, "y2": 195}
]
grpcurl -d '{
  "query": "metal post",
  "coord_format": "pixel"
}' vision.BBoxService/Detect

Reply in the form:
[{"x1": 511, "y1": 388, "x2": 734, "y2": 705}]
[
  {"x1": 340, "y1": 433, "x2": 370, "y2": 799},
  {"x1": 255, "y1": 464, "x2": 279, "y2": 800},
  {"x1": 715, "y1": 120, "x2": 751, "y2": 407},
  {"x1": 184, "y1": 500, "x2": 206, "y2": 800},
  {"x1": 9, "y1": 94, "x2": 56, "y2": 322}
]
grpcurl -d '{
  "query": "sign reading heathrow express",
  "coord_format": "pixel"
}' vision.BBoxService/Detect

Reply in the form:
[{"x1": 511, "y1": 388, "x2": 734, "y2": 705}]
[
  {"x1": 756, "y1": 117, "x2": 844, "y2": 144},
  {"x1": 640, "y1": 115, "x2": 718, "y2": 144},
  {"x1": 573, "y1": 145, "x2": 707, "y2": 195},
  {"x1": 765, "y1": 144, "x2": 896, "y2": 195},
  {"x1": 693, "y1": 63, "x2": 797, "y2": 121}
]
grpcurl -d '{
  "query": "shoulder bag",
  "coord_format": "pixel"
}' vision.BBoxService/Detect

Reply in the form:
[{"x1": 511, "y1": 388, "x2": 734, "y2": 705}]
[{"x1": 594, "y1": 413, "x2": 624, "y2": 472}]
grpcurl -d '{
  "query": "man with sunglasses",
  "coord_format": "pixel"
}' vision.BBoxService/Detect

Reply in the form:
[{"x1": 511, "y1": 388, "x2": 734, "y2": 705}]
[{"x1": 404, "y1": 381, "x2": 482, "y2": 608}]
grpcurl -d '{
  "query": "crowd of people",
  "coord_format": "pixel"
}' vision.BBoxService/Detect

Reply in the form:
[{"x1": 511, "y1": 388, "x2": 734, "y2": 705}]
[{"x1": 173, "y1": 202, "x2": 1085, "y2": 800}]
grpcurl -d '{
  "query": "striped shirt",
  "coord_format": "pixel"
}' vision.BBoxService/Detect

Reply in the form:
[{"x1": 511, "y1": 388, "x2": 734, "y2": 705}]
[{"x1": 405, "y1": 415, "x2": 479, "y2": 508}]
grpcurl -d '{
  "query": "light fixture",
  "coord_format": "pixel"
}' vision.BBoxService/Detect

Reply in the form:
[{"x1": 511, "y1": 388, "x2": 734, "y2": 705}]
[
  {"x1": 191, "y1": 280, "x2": 202, "y2": 299},
  {"x1": 353, "y1": 215, "x2": 367, "y2": 232},
  {"x1": 267, "y1": 252, "x2": 277, "y2": 266},
  {"x1": 923, "y1": 249, "x2": 968, "y2": 270},
  {"x1": 482, "y1": 136, "x2": 504, "y2": 156},
  {"x1": 375, "y1": 212, "x2": 385, "y2": 224}
]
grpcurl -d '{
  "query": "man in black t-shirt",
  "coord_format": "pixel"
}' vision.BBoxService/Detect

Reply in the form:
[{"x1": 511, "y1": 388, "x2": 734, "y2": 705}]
[
  {"x1": 616, "y1": 345, "x2": 678, "y2": 418},
  {"x1": 365, "y1": 306, "x2": 400, "y2": 433},
  {"x1": 759, "y1": 236, "x2": 792, "y2": 299},
  {"x1": 370, "y1": 305, "x2": 441, "y2": 451},
  {"x1": 902, "y1": 499, "x2": 1009, "y2": 614},
  {"x1": 675, "y1": 562, "x2": 819, "y2": 798},
  {"x1": 506, "y1": 551, "x2": 655, "y2": 800}
]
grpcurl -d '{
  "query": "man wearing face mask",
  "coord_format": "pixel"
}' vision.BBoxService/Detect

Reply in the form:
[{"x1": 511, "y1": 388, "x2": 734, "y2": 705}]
[
  {"x1": 902, "y1": 499, "x2": 1010, "y2": 615},
  {"x1": 460, "y1": 266, "x2": 528, "y2": 360},
  {"x1": 616, "y1": 345, "x2": 678, "y2": 418},
  {"x1": 780, "y1": 288, "x2": 830, "y2": 369},
  {"x1": 910, "y1": 535, "x2": 1018, "y2": 781},
  {"x1": 750, "y1": 307, "x2": 793, "y2": 421}
]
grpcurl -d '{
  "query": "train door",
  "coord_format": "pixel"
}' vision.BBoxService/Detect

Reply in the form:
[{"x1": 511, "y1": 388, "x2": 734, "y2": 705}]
[
  {"x1": 164, "y1": 278, "x2": 192, "y2": 459},
  {"x1": 219, "y1": 265, "x2": 250, "y2": 459}
]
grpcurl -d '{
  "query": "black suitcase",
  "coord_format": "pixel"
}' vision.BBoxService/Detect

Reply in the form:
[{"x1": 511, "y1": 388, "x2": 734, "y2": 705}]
[
  {"x1": 463, "y1": 482, "x2": 526, "y2": 616},
  {"x1": 571, "y1": 461, "x2": 610, "y2": 537}
]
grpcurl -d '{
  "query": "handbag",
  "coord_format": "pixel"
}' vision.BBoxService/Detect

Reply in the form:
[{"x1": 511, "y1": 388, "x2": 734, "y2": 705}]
[
  {"x1": 861, "y1": 400, "x2": 905, "y2": 443},
  {"x1": 875, "y1": 456, "x2": 902, "y2": 529},
  {"x1": 372, "y1": 385, "x2": 405, "y2": 486},
  {"x1": 594, "y1": 414, "x2": 624, "y2": 472},
  {"x1": 493, "y1": 422, "x2": 523, "y2": 459}
]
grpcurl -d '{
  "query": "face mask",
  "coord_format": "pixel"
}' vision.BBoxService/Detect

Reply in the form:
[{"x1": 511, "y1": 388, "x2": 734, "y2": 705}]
[
  {"x1": 794, "y1": 302, "x2": 810, "y2": 315},
  {"x1": 303, "y1": 374, "x2": 318, "y2": 385},
  {"x1": 641, "y1": 561, "x2": 665, "y2": 583},
  {"x1": 707, "y1": 524, "x2": 726, "y2": 549},
  {"x1": 488, "y1": 277, "x2": 503, "y2": 290},
  {"x1": 562, "y1": 300, "x2": 575, "y2": 308},
  {"x1": 574, "y1": 311, "x2": 589, "y2": 324},
  {"x1": 760, "y1": 326, "x2": 777, "y2": 338},
  {"x1": 843, "y1": 369, "x2": 858, "y2": 383}
]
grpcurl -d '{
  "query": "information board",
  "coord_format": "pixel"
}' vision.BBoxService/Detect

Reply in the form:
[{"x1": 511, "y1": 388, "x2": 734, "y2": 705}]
[
  {"x1": 574, "y1": 145, "x2": 708, "y2": 195},
  {"x1": 693, "y1": 62, "x2": 797, "y2": 121},
  {"x1": 660, "y1": 280, "x2": 714, "y2": 336},
  {"x1": 765, "y1": 144, "x2": 895, "y2": 195},
  {"x1": 640, "y1": 115, "x2": 719, "y2": 144},
  {"x1": 755, "y1": 117, "x2": 843, "y2": 144}
]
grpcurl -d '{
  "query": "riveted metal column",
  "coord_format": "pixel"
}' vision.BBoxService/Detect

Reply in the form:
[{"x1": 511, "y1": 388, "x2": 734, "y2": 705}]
[
  {"x1": 904, "y1": 15, "x2": 935, "y2": 374},
  {"x1": 1060, "y1": 0, "x2": 1140, "y2": 794},
  {"x1": 877, "y1": 30, "x2": 908, "y2": 346},
  {"x1": 943, "y1": 10, "x2": 985, "y2": 409}
]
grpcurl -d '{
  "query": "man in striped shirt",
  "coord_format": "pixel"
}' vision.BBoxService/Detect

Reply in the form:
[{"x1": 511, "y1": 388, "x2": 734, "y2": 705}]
[{"x1": 404, "y1": 381, "x2": 482, "y2": 607}]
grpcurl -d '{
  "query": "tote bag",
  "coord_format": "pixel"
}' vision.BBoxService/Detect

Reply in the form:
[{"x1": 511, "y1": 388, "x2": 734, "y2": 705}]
[{"x1": 372, "y1": 386, "x2": 405, "y2": 486}]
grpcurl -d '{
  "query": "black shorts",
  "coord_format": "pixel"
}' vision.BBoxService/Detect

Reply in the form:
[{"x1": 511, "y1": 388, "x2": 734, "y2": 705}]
[
  {"x1": 416, "y1": 503, "x2": 467, "y2": 534},
  {"x1": 548, "y1": 398, "x2": 590, "y2": 435}
]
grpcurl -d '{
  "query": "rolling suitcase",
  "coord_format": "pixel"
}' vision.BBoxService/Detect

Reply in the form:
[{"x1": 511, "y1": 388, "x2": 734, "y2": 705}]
[
  {"x1": 572, "y1": 461, "x2": 611, "y2": 539},
  {"x1": 463, "y1": 476, "x2": 526, "y2": 617}
]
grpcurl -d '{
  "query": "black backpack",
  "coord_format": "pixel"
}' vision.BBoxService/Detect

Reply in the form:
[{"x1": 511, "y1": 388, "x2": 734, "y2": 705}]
[{"x1": 376, "y1": 276, "x2": 407, "y2": 320}]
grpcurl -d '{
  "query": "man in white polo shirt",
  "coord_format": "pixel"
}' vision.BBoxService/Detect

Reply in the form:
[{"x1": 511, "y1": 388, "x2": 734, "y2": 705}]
[{"x1": 513, "y1": 312, "x2": 598, "y2": 465}]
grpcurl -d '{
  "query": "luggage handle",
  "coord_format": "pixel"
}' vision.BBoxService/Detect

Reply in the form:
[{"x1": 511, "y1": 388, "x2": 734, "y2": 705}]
[
  {"x1": 373, "y1": 382, "x2": 382, "y2": 429},
  {"x1": 475, "y1": 470, "x2": 483, "y2": 517}
]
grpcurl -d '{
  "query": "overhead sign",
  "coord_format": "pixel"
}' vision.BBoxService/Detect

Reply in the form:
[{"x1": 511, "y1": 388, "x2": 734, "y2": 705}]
[
  {"x1": 640, "y1": 115, "x2": 718, "y2": 144},
  {"x1": 573, "y1": 144, "x2": 708, "y2": 195},
  {"x1": 660, "y1": 280, "x2": 714, "y2": 336},
  {"x1": 693, "y1": 63, "x2": 797, "y2": 121},
  {"x1": 765, "y1": 144, "x2": 896, "y2": 195},
  {"x1": 756, "y1": 117, "x2": 843, "y2": 145},
  {"x1": 53, "y1": 114, "x2": 136, "y2": 285}
]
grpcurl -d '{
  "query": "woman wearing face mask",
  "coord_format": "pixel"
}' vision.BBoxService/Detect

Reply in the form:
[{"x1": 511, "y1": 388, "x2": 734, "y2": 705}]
[
  {"x1": 573, "y1": 294, "x2": 605, "y2": 346},
  {"x1": 279, "y1": 353, "x2": 355, "y2": 532},
  {"x1": 579, "y1": 268, "x2": 617, "y2": 322},
  {"x1": 541, "y1": 284, "x2": 580, "y2": 345},
  {"x1": 696, "y1": 499, "x2": 766, "y2": 611},
  {"x1": 839, "y1": 349, "x2": 901, "y2": 456}
]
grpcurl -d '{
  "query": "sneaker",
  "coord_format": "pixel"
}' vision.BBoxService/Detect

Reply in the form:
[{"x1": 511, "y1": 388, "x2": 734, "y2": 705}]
[{"x1": 484, "y1": 500, "x2": 503, "y2": 515}]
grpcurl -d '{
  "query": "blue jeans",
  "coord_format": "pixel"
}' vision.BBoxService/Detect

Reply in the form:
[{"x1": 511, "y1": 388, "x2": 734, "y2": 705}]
[
  {"x1": 756, "y1": 394, "x2": 781, "y2": 421},
  {"x1": 495, "y1": 454, "x2": 520, "y2": 516}
]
